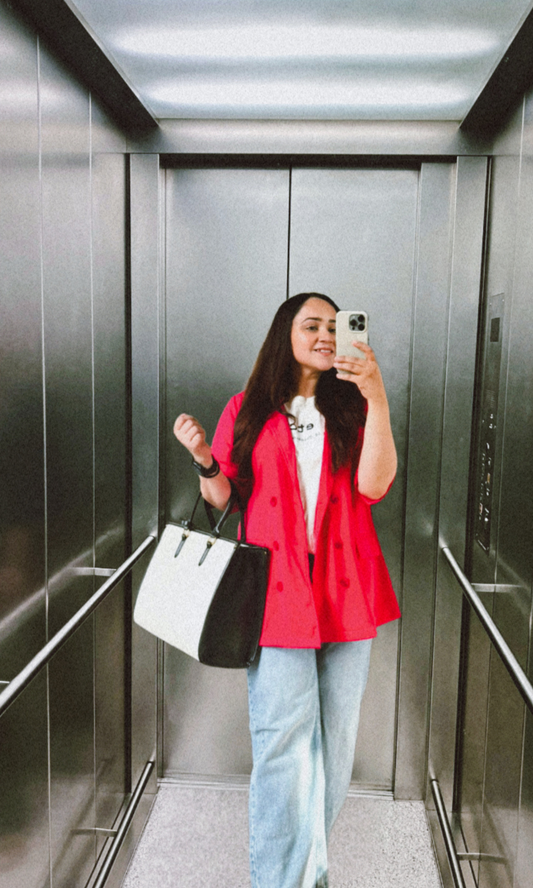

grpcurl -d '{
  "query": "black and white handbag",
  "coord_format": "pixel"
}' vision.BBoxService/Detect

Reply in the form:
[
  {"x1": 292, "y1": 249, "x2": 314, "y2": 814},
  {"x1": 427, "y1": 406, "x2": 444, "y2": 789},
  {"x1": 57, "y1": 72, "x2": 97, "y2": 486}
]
[{"x1": 134, "y1": 488, "x2": 270, "y2": 668}]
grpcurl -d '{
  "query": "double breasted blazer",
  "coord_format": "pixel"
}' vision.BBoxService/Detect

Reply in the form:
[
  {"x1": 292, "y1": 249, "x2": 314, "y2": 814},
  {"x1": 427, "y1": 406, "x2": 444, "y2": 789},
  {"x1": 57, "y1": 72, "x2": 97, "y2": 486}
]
[{"x1": 211, "y1": 392, "x2": 400, "y2": 648}]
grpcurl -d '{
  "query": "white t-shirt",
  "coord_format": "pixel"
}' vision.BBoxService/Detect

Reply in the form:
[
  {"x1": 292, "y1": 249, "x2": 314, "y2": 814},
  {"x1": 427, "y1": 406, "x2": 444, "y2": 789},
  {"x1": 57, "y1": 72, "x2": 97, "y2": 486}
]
[{"x1": 285, "y1": 395, "x2": 326, "y2": 553}]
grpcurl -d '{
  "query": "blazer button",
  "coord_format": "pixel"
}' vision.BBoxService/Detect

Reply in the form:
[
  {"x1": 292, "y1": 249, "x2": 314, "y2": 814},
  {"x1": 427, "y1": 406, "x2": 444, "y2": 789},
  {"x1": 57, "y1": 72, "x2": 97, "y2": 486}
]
[
  {"x1": 277, "y1": 581, "x2": 284, "y2": 591},
  {"x1": 334, "y1": 540, "x2": 343, "y2": 550},
  {"x1": 270, "y1": 497, "x2": 277, "y2": 506},
  {"x1": 330, "y1": 494, "x2": 339, "y2": 504},
  {"x1": 340, "y1": 577, "x2": 350, "y2": 589},
  {"x1": 273, "y1": 541, "x2": 280, "y2": 551}
]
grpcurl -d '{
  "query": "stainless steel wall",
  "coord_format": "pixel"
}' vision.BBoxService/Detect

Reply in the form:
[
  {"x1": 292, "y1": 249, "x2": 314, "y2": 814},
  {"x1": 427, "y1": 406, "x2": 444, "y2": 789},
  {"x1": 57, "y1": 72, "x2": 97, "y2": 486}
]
[
  {"x1": 427, "y1": 94, "x2": 533, "y2": 888},
  {"x1": 0, "y1": 3, "x2": 136, "y2": 886},
  {"x1": 458, "y1": 103, "x2": 533, "y2": 888}
]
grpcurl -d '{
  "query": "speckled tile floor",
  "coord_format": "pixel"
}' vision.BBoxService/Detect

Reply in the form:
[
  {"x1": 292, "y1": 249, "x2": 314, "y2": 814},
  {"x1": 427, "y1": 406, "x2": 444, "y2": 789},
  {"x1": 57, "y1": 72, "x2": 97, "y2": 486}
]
[{"x1": 122, "y1": 784, "x2": 443, "y2": 888}]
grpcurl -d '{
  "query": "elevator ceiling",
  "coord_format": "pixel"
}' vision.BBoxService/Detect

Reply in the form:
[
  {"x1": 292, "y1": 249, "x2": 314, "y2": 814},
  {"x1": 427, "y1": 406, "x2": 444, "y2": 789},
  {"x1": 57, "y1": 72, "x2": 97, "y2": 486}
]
[{"x1": 66, "y1": 0, "x2": 533, "y2": 121}]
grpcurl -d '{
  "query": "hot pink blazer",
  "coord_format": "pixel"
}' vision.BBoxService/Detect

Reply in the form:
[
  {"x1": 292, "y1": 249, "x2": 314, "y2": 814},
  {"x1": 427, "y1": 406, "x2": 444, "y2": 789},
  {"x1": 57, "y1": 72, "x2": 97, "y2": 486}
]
[{"x1": 211, "y1": 392, "x2": 401, "y2": 648}]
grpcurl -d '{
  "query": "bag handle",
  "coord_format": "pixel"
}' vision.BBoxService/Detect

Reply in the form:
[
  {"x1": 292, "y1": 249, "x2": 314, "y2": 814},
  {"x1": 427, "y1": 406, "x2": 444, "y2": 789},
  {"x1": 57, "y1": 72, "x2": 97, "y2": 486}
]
[{"x1": 187, "y1": 482, "x2": 247, "y2": 543}]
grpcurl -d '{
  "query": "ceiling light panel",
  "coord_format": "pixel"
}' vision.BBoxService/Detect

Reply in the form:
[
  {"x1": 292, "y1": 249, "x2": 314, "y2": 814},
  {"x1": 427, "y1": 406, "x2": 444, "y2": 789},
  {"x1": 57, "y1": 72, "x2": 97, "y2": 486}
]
[{"x1": 67, "y1": 0, "x2": 533, "y2": 120}]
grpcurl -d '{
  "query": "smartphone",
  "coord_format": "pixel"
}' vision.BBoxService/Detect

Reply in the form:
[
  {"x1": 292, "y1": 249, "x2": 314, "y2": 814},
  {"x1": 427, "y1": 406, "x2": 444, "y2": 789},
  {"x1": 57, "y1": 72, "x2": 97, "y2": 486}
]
[{"x1": 335, "y1": 311, "x2": 369, "y2": 360}]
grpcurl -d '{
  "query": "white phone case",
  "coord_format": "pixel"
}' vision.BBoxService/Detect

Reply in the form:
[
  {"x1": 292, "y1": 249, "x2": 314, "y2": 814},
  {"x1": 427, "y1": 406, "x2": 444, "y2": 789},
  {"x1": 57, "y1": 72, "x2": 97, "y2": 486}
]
[{"x1": 336, "y1": 310, "x2": 369, "y2": 360}]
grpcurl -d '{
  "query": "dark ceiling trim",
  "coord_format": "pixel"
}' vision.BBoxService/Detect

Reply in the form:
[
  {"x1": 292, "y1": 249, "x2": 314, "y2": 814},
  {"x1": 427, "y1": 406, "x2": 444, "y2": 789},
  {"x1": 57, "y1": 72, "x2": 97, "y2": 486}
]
[
  {"x1": 7, "y1": 0, "x2": 157, "y2": 133},
  {"x1": 461, "y1": 7, "x2": 533, "y2": 136},
  {"x1": 160, "y1": 153, "x2": 457, "y2": 169}
]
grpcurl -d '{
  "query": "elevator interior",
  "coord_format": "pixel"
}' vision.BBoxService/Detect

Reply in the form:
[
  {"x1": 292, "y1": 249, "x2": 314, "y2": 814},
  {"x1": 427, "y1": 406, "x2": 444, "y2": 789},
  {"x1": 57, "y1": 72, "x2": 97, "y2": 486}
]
[{"x1": 1, "y1": 1, "x2": 533, "y2": 887}]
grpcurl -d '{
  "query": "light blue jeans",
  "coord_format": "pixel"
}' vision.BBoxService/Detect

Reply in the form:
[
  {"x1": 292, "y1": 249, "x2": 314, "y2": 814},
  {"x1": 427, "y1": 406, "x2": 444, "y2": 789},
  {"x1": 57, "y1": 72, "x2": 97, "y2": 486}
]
[{"x1": 247, "y1": 640, "x2": 372, "y2": 888}]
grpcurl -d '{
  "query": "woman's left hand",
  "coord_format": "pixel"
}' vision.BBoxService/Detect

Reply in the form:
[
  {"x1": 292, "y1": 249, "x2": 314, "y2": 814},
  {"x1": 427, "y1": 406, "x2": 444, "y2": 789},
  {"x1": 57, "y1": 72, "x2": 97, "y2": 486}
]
[{"x1": 333, "y1": 343, "x2": 386, "y2": 403}]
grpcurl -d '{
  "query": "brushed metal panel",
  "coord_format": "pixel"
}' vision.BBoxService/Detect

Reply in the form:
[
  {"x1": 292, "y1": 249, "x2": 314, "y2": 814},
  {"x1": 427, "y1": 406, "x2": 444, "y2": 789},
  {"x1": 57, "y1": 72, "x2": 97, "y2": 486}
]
[
  {"x1": 477, "y1": 592, "x2": 528, "y2": 888},
  {"x1": 94, "y1": 582, "x2": 125, "y2": 856},
  {"x1": 40, "y1": 49, "x2": 93, "y2": 584},
  {"x1": 470, "y1": 155, "x2": 522, "y2": 588},
  {"x1": 163, "y1": 653, "x2": 253, "y2": 777},
  {"x1": 92, "y1": 153, "x2": 127, "y2": 567},
  {"x1": 130, "y1": 153, "x2": 160, "y2": 548},
  {"x1": 495, "y1": 160, "x2": 533, "y2": 601},
  {"x1": 0, "y1": 2, "x2": 45, "y2": 678},
  {"x1": 163, "y1": 166, "x2": 289, "y2": 778},
  {"x1": 504, "y1": 150, "x2": 533, "y2": 888},
  {"x1": 458, "y1": 595, "x2": 493, "y2": 884},
  {"x1": 289, "y1": 166, "x2": 419, "y2": 790},
  {"x1": 0, "y1": 2, "x2": 40, "y2": 158},
  {"x1": 48, "y1": 619, "x2": 96, "y2": 887},
  {"x1": 396, "y1": 162, "x2": 456, "y2": 800},
  {"x1": 39, "y1": 45, "x2": 96, "y2": 887},
  {"x1": 130, "y1": 154, "x2": 161, "y2": 792},
  {"x1": 90, "y1": 98, "x2": 127, "y2": 154},
  {"x1": 0, "y1": 673, "x2": 50, "y2": 888},
  {"x1": 427, "y1": 156, "x2": 488, "y2": 811},
  {"x1": 0, "y1": 10, "x2": 49, "y2": 884},
  {"x1": 457, "y1": 144, "x2": 530, "y2": 887},
  {"x1": 515, "y1": 709, "x2": 533, "y2": 888},
  {"x1": 490, "y1": 96, "x2": 525, "y2": 158},
  {"x1": 92, "y1": 151, "x2": 128, "y2": 848},
  {"x1": 521, "y1": 82, "x2": 533, "y2": 156}
]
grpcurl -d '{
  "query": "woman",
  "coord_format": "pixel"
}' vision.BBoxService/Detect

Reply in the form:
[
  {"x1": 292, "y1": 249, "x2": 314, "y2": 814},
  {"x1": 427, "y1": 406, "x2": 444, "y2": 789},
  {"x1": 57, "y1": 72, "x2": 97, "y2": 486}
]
[{"x1": 174, "y1": 292, "x2": 400, "y2": 888}]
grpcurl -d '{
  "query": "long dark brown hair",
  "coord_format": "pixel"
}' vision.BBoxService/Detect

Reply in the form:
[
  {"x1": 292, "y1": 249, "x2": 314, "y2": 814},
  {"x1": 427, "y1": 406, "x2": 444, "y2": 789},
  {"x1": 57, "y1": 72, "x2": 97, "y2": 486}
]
[{"x1": 231, "y1": 293, "x2": 366, "y2": 495}]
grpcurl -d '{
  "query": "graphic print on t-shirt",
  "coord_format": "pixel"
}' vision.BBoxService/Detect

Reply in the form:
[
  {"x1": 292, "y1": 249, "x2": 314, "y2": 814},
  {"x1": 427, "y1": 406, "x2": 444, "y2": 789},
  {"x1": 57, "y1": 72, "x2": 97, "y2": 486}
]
[{"x1": 285, "y1": 396, "x2": 325, "y2": 552}]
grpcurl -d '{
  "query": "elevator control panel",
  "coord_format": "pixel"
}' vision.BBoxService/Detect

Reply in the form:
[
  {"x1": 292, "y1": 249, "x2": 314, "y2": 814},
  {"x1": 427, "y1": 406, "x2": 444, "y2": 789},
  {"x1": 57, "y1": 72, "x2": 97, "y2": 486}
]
[{"x1": 475, "y1": 295, "x2": 504, "y2": 552}]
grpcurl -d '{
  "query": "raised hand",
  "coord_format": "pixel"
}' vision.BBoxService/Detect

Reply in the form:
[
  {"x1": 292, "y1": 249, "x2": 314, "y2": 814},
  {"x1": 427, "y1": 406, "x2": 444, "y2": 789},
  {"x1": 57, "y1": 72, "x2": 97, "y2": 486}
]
[
  {"x1": 333, "y1": 342, "x2": 387, "y2": 404},
  {"x1": 173, "y1": 413, "x2": 212, "y2": 466}
]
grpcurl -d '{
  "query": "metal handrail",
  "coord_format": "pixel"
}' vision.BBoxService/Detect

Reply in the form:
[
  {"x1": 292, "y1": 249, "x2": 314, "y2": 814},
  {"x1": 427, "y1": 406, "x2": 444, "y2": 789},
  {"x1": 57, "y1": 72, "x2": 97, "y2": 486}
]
[
  {"x1": 0, "y1": 535, "x2": 156, "y2": 720},
  {"x1": 441, "y1": 546, "x2": 533, "y2": 716},
  {"x1": 430, "y1": 778, "x2": 466, "y2": 888},
  {"x1": 91, "y1": 760, "x2": 155, "y2": 888}
]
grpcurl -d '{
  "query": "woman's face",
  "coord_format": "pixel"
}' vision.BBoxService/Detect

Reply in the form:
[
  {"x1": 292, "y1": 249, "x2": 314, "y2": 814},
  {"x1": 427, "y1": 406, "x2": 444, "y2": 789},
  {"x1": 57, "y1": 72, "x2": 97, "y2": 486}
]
[{"x1": 290, "y1": 297, "x2": 337, "y2": 377}]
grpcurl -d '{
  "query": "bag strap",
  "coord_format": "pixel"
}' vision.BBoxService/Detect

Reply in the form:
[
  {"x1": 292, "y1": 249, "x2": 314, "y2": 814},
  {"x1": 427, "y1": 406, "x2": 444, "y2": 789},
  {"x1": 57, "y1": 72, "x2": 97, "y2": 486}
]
[{"x1": 188, "y1": 482, "x2": 247, "y2": 543}]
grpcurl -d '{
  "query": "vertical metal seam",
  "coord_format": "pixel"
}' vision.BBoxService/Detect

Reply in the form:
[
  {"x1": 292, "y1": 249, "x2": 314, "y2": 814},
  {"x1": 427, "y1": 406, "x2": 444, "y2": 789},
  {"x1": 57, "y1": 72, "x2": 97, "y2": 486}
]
[
  {"x1": 393, "y1": 163, "x2": 422, "y2": 794},
  {"x1": 157, "y1": 161, "x2": 162, "y2": 779},
  {"x1": 285, "y1": 167, "x2": 292, "y2": 299},
  {"x1": 124, "y1": 153, "x2": 133, "y2": 794},
  {"x1": 89, "y1": 91, "x2": 98, "y2": 851},
  {"x1": 428, "y1": 158, "x2": 458, "y2": 737},
  {"x1": 37, "y1": 33, "x2": 53, "y2": 888},
  {"x1": 425, "y1": 161, "x2": 457, "y2": 793},
  {"x1": 393, "y1": 163, "x2": 424, "y2": 796},
  {"x1": 157, "y1": 166, "x2": 167, "y2": 778},
  {"x1": 508, "y1": 98, "x2": 530, "y2": 885}
]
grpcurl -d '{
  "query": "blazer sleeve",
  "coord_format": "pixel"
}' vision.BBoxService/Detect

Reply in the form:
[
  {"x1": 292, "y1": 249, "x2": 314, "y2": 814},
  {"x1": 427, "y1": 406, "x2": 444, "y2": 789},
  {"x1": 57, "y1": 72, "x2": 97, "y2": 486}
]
[{"x1": 210, "y1": 392, "x2": 245, "y2": 482}]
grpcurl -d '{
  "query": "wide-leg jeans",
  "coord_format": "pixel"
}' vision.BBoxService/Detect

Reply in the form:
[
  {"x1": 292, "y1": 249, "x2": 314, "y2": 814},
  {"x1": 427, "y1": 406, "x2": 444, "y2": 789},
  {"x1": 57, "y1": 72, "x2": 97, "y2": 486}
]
[{"x1": 246, "y1": 639, "x2": 372, "y2": 888}]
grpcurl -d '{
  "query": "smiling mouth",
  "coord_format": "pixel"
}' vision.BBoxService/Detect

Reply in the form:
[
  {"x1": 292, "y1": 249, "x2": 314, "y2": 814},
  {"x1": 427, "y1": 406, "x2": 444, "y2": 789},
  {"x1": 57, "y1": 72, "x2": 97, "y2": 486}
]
[{"x1": 315, "y1": 348, "x2": 334, "y2": 354}]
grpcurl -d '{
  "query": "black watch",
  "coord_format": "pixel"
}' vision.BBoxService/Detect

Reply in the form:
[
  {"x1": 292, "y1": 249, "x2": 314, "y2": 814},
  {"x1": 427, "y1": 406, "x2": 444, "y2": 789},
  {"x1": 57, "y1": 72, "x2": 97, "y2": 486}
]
[{"x1": 191, "y1": 456, "x2": 221, "y2": 478}]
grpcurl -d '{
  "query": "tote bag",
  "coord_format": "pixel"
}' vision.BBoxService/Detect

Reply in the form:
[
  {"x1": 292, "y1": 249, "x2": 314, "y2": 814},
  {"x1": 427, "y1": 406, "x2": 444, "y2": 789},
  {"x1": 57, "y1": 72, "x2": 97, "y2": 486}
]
[{"x1": 134, "y1": 488, "x2": 270, "y2": 668}]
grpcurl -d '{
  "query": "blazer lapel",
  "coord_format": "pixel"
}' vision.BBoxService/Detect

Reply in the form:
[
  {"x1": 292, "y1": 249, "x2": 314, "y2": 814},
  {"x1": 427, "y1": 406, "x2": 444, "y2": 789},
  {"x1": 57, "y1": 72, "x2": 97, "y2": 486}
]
[
  {"x1": 264, "y1": 410, "x2": 298, "y2": 475},
  {"x1": 263, "y1": 411, "x2": 333, "y2": 550}
]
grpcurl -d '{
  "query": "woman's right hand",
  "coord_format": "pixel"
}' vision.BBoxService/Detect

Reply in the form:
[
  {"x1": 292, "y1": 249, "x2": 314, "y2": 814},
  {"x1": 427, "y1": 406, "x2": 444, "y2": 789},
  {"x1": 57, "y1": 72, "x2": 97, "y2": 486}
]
[{"x1": 173, "y1": 414, "x2": 212, "y2": 467}]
